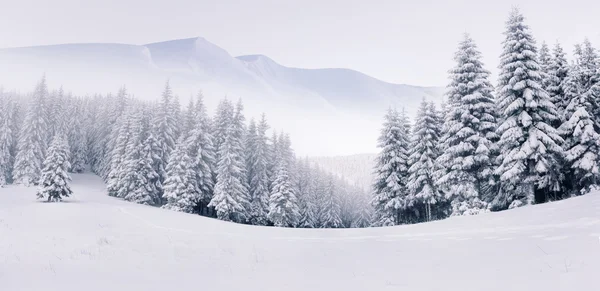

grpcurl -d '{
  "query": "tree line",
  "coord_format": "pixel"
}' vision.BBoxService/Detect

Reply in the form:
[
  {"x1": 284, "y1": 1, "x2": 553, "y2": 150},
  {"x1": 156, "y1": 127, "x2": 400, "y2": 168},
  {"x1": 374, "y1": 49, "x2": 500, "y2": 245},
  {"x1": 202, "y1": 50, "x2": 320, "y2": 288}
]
[
  {"x1": 0, "y1": 82, "x2": 371, "y2": 228},
  {"x1": 2, "y1": 8, "x2": 597, "y2": 229},
  {"x1": 372, "y1": 8, "x2": 600, "y2": 226}
]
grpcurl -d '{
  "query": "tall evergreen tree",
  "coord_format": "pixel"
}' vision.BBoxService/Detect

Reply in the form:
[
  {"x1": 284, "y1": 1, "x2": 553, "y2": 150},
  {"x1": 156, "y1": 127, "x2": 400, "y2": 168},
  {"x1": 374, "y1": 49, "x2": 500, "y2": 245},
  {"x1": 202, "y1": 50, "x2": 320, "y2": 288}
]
[
  {"x1": 185, "y1": 92, "x2": 216, "y2": 216},
  {"x1": 152, "y1": 82, "x2": 178, "y2": 202},
  {"x1": 106, "y1": 105, "x2": 135, "y2": 197},
  {"x1": 267, "y1": 131, "x2": 279, "y2": 193},
  {"x1": 268, "y1": 133, "x2": 300, "y2": 227},
  {"x1": 0, "y1": 94, "x2": 15, "y2": 185},
  {"x1": 371, "y1": 108, "x2": 411, "y2": 226},
  {"x1": 297, "y1": 158, "x2": 317, "y2": 228},
  {"x1": 572, "y1": 40, "x2": 600, "y2": 129},
  {"x1": 46, "y1": 88, "x2": 67, "y2": 145},
  {"x1": 13, "y1": 78, "x2": 49, "y2": 186},
  {"x1": 141, "y1": 126, "x2": 165, "y2": 204},
  {"x1": 183, "y1": 97, "x2": 196, "y2": 135},
  {"x1": 37, "y1": 134, "x2": 71, "y2": 202},
  {"x1": 209, "y1": 99, "x2": 251, "y2": 223},
  {"x1": 246, "y1": 119, "x2": 258, "y2": 186},
  {"x1": 118, "y1": 107, "x2": 161, "y2": 205},
  {"x1": 547, "y1": 42, "x2": 570, "y2": 123},
  {"x1": 96, "y1": 88, "x2": 128, "y2": 178},
  {"x1": 9, "y1": 98, "x2": 21, "y2": 165},
  {"x1": 538, "y1": 42, "x2": 552, "y2": 92},
  {"x1": 407, "y1": 100, "x2": 442, "y2": 221},
  {"x1": 494, "y1": 9, "x2": 564, "y2": 209},
  {"x1": 247, "y1": 115, "x2": 271, "y2": 225},
  {"x1": 558, "y1": 71, "x2": 600, "y2": 195},
  {"x1": 435, "y1": 34, "x2": 497, "y2": 216},
  {"x1": 352, "y1": 193, "x2": 372, "y2": 228},
  {"x1": 213, "y1": 99, "x2": 235, "y2": 161},
  {"x1": 172, "y1": 95, "x2": 183, "y2": 141},
  {"x1": 162, "y1": 137, "x2": 198, "y2": 213},
  {"x1": 320, "y1": 176, "x2": 343, "y2": 228},
  {"x1": 68, "y1": 100, "x2": 87, "y2": 173}
]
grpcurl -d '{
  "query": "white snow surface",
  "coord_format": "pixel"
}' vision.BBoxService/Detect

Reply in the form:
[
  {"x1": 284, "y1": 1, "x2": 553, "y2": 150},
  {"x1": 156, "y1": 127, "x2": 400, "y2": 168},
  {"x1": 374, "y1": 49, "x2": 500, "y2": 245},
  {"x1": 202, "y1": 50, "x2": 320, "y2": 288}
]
[{"x1": 1, "y1": 173, "x2": 599, "y2": 291}]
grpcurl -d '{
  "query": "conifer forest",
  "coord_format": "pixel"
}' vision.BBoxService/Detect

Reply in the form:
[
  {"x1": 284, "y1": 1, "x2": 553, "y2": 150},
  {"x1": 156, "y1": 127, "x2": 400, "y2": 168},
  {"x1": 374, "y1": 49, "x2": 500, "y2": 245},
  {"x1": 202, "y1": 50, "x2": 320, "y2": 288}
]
[{"x1": 1, "y1": 9, "x2": 599, "y2": 229}]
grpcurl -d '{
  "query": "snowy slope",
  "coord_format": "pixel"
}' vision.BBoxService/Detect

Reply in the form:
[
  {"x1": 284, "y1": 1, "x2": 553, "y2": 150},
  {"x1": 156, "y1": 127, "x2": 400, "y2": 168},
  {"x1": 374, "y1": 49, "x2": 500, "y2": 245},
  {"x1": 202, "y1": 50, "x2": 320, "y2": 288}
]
[
  {"x1": 1, "y1": 173, "x2": 599, "y2": 291},
  {"x1": 0, "y1": 37, "x2": 443, "y2": 156},
  {"x1": 236, "y1": 54, "x2": 444, "y2": 114}
]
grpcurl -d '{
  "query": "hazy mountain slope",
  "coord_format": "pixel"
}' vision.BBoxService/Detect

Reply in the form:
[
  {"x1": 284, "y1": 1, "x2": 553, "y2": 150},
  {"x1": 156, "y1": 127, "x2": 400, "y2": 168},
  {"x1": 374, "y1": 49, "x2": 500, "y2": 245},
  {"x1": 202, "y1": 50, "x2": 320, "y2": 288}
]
[
  {"x1": 237, "y1": 54, "x2": 443, "y2": 114},
  {"x1": 1, "y1": 173, "x2": 599, "y2": 291},
  {"x1": 0, "y1": 37, "x2": 443, "y2": 155}
]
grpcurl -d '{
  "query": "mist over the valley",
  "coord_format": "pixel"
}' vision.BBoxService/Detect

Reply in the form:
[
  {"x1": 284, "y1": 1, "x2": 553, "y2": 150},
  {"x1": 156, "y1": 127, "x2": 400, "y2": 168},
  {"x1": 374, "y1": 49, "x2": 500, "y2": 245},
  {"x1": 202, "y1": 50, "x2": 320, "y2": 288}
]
[{"x1": 0, "y1": 37, "x2": 443, "y2": 156}]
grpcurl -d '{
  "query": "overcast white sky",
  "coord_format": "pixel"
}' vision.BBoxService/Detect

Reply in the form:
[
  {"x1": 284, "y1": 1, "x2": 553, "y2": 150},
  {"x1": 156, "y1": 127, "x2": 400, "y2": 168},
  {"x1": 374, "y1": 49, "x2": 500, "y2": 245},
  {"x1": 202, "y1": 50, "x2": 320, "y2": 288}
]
[{"x1": 1, "y1": 0, "x2": 598, "y2": 86}]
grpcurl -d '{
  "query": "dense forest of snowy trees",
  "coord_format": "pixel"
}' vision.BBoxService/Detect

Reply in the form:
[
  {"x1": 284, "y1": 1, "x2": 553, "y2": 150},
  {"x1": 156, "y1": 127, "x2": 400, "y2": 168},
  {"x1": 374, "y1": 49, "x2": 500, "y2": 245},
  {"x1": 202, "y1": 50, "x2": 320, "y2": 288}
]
[
  {"x1": 0, "y1": 80, "x2": 371, "y2": 228},
  {"x1": 372, "y1": 8, "x2": 600, "y2": 225},
  {"x1": 1, "y1": 9, "x2": 599, "y2": 229}
]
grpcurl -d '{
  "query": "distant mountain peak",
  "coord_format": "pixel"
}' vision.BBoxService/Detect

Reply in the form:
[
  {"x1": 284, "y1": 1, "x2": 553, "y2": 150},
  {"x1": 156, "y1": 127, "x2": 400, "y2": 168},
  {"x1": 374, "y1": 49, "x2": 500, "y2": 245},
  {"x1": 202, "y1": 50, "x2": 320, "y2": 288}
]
[
  {"x1": 0, "y1": 36, "x2": 444, "y2": 155},
  {"x1": 145, "y1": 36, "x2": 231, "y2": 59}
]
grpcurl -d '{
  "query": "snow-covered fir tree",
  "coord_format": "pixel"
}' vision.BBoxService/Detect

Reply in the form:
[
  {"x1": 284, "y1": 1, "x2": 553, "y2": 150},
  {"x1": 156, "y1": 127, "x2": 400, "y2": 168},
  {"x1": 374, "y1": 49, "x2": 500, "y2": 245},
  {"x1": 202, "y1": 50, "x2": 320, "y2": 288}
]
[
  {"x1": 352, "y1": 193, "x2": 372, "y2": 228},
  {"x1": 13, "y1": 78, "x2": 49, "y2": 186},
  {"x1": 183, "y1": 97, "x2": 196, "y2": 134},
  {"x1": 494, "y1": 9, "x2": 564, "y2": 209},
  {"x1": 209, "y1": 99, "x2": 251, "y2": 223},
  {"x1": 246, "y1": 115, "x2": 271, "y2": 225},
  {"x1": 9, "y1": 97, "x2": 21, "y2": 161},
  {"x1": 162, "y1": 137, "x2": 198, "y2": 213},
  {"x1": 171, "y1": 95, "x2": 183, "y2": 142},
  {"x1": 140, "y1": 124, "x2": 164, "y2": 204},
  {"x1": 571, "y1": 40, "x2": 600, "y2": 129},
  {"x1": 246, "y1": 119, "x2": 258, "y2": 187},
  {"x1": 435, "y1": 34, "x2": 497, "y2": 216},
  {"x1": 296, "y1": 158, "x2": 317, "y2": 228},
  {"x1": 37, "y1": 134, "x2": 71, "y2": 202},
  {"x1": 558, "y1": 70, "x2": 600, "y2": 196},
  {"x1": 371, "y1": 108, "x2": 411, "y2": 226},
  {"x1": 87, "y1": 95, "x2": 108, "y2": 174},
  {"x1": 268, "y1": 133, "x2": 300, "y2": 227},
  {"x1": 320, "y1": 175, "x2": 343, "y2": 228},
  {"x1": 68, "y1": 99, "x2": 87, "y2": 173},
  {"x1": 0, "y1": 94, "x2": 15, "y2": 186},
  {"x1": 95, "y1": 88, "x2": 129, "y2": 178},
  {"x1": 106, "y1": 104, "x2": 135, "y2": 197},
  {"x1": 185, "y1": 92, "x2": 216, "y2": 216},
  {"x1": 152, "y1": 82, "x2": 178, "y2": 202},
  {"x1": 267, "y1": 131, "x2": 279, "y2": 193},
  {"x1": 310, "y1": 168, "x2": 327, "y2": 227},
  {"x1": 547, "y1": 42, "x2": 570, "y2": 124},
  {"x1": 538, "y1": 41, "x2": 552, "y2": 92},
  {"x1": 213, "y1": 99, "x2": 234, "y2": 161},
  {"x1": 407, "y1": 99, "x2": 443, "y2": 222},
  {"x1": 46, "y1": 88, "x2": 67, "y2": 145},
  {"x1": 116, "y1": 107, "x2": 161, "y2": 205}
]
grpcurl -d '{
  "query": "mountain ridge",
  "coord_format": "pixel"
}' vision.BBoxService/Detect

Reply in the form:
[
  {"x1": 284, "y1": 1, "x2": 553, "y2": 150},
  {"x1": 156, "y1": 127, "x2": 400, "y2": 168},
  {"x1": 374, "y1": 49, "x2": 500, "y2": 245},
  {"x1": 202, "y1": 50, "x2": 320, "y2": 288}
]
[{"x1": 0, "y1": 36, "x2": 444, "y2": 156}]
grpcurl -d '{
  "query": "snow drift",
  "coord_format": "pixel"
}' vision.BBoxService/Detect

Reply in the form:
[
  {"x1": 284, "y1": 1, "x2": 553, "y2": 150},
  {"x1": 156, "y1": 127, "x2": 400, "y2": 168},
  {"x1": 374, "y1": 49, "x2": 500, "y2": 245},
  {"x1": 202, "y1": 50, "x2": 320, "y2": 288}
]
[{"x1": 1, "y1": 173, "x2": 598, "y2": 291}]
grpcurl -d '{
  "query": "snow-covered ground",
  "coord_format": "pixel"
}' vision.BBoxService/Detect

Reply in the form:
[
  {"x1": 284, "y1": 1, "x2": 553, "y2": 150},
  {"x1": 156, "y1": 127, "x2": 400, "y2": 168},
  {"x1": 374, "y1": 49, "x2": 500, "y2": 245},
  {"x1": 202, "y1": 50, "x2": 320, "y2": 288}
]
[{"x1": 1, "y1": 173, "x2": 599, "y2": 291}]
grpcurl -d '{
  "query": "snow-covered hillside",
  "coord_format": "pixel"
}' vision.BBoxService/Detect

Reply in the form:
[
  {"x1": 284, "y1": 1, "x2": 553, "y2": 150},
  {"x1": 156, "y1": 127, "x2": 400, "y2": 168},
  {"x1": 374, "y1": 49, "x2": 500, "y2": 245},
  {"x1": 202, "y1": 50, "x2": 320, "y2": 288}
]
[
  {"x1": 1, "y1": 173, "x2": 598, "y2": 291},
  {"x1": 0, "y1": 37, "x2": 443, "y2": 156}
]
